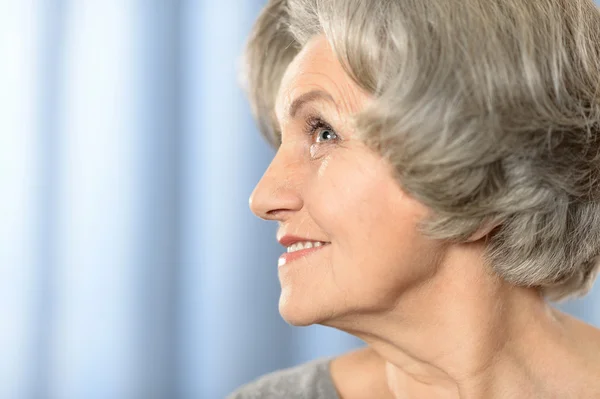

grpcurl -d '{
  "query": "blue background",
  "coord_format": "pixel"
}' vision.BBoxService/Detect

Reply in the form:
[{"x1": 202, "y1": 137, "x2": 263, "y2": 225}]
[{"x1": 0, "y1": 1, "x2": 598, "y2": 398}]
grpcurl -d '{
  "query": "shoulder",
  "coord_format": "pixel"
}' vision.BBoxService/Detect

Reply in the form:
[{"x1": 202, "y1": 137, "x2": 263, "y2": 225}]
[
  {"x1": 226, "y1": 357, "x2": 339, "y2": 399},
  {"x1": 329, "y1": 347, "x2": 392, "y2": 399}
]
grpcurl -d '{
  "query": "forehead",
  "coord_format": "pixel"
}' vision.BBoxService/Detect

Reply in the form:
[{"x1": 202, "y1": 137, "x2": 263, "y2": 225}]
[{"x1": 275, "y1": 35, "x2": 368, "y2": 124}]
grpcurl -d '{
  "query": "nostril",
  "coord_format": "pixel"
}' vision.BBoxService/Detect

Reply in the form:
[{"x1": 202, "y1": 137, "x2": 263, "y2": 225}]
[
  {"x1": 266, "y1": 209, "x2": 287, "y2": 219},
  {"x1": 248, "y1": 179, "x2": 303, "y2": 221}
]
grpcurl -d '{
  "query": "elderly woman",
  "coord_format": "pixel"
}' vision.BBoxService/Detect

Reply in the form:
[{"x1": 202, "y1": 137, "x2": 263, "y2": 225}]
[{"x1": 229, "y1": 0, "x2": 600, "y2": 397}]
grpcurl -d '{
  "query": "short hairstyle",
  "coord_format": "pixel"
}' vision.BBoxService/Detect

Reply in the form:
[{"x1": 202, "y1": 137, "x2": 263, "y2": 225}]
[{"x1": 241, "y1": 0, "x2": 600, "y2": 302}]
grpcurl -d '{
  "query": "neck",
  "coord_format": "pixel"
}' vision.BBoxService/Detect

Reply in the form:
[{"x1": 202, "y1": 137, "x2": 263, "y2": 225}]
[{"x1": 325, "y1": 242, "x2": 574, "y2": 398}]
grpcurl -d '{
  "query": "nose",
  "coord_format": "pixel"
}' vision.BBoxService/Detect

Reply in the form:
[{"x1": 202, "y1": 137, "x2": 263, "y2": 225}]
[{"x1": 248, "y1": 145, "x2": 304, "y2": 221}]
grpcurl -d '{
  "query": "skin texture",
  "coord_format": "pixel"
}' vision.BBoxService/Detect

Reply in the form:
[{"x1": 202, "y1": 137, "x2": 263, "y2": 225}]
[{"x1": 248, "y1": 35, "x2": 600, "y2": 398}]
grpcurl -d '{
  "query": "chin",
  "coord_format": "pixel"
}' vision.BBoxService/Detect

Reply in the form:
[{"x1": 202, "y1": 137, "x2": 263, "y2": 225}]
[{"x1": 278, "y1": 289, "x2": 333, "y2": 326}]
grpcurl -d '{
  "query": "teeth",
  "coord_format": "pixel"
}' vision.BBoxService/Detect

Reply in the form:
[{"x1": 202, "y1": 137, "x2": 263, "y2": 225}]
[{"x1": 287, "y1": 241, "x2": 328, "y2": 253}]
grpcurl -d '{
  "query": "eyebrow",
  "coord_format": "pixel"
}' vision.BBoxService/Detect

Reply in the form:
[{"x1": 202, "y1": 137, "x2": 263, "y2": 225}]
[{"x1": 287, "y1": 90, "x2": 337, "y2": 118}]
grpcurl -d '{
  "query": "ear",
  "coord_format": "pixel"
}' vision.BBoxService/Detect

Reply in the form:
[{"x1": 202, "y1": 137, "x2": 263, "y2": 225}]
[{"x1": 466, "y1": 217, "x2": 503, "y2": 242}]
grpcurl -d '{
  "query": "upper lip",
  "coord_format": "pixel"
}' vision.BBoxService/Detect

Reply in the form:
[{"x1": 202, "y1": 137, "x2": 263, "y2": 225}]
[{"x1": 277, "y1": 234, "x2": 329, "y2": 248}]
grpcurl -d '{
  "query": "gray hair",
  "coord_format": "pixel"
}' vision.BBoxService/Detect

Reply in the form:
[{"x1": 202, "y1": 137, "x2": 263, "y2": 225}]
[{"x1": 242, "y1": 0, "x2": 600, "y2": 302}]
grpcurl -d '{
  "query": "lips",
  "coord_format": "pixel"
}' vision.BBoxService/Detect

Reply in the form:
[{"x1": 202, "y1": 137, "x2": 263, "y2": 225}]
[
  {"x1": 277, "y1": 234, "x2": 329, "y2": 248},
  {"x1": 278, "y1": 242, "x2": 331, "y2": 267}
]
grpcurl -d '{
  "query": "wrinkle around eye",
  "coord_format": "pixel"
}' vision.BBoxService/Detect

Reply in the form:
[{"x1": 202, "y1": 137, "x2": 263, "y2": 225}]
[{"x1": 309, "y1": 139, "x2": 343, "y2": 160}]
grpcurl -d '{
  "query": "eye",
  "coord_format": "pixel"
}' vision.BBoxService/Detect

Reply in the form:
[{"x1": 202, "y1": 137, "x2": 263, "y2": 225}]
[
  {"x1": 315, "y1": 128, "x2": 338, "y2": 143},
  {"x1": 304, "y1": 116, "x2": 340, "y2": 144}
]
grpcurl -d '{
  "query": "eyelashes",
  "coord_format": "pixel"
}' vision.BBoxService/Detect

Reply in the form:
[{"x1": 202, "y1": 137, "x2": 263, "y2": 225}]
[{"x1": 303, "y1": 115, "x2": 340, "y2": 144}]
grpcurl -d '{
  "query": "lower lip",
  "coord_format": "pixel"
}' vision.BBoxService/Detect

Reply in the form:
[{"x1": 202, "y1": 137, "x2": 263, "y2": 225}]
[{"x1": 278, "y1": 243, "x2": 330, "y2": 267}]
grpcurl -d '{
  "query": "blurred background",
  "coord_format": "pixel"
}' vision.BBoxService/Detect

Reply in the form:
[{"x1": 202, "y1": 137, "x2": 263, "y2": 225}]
[{"x1": 1, "y1": 1, "x2": 599, "y2": 398}]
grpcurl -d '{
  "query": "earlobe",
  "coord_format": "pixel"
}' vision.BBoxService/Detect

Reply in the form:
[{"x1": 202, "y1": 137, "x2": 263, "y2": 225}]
[{"x1": 467, "y1": 217, "x2": 503, "y2": 242}]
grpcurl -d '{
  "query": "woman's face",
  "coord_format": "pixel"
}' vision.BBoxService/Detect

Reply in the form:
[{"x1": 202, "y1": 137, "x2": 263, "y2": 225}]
[{"x1": 249, "y1": 35, "x2": 445, "y2": 326}]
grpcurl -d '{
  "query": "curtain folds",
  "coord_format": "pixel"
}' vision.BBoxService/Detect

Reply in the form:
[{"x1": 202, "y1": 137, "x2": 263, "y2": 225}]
[{"x1": 0, "y1": 1, "x2": 597, "y2": 398}]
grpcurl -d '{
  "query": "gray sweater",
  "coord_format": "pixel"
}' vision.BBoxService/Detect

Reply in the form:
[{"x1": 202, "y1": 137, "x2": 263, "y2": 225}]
[{"x1": 226, "y1": 357, "x2": 340, "y2": 399}]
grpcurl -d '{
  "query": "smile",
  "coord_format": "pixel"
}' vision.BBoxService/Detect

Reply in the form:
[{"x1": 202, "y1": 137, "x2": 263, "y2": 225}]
[{"x1": 278, "y1": 243, "x2": 331, "y2": 267}]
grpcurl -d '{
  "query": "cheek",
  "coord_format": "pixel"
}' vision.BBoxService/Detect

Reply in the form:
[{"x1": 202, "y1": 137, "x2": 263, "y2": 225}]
[
  {"x1": 308, "y1": 157, "x2": 442, "y2": 295},
  {"x1": 307, "y1": 157, "x2": 379, "y2": 234},
  {"x1": 307, "y1": 161, "x2": 410, "y2": 272},
  {"x1": 307, "y1": 150, "x2": 414, "y2": 237}
]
